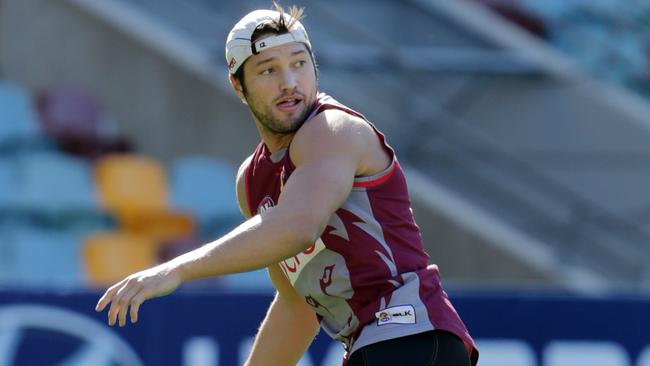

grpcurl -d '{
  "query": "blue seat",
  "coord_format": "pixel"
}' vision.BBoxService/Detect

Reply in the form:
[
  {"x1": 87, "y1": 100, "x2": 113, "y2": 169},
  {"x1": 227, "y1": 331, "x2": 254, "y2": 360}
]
[
  {"x1": 0, "y1": 159, "x2": 14, "y2": 213},
  {"x1": 0, "y1": 81, "x2": 44, "y2": 152},
  {"x1": 170, "y1": 156, "x2": 241, "y2": 238},
  {"x1": 12, "y1": 152, "x2": 106, "y2": 228},
  {"x1": 0, "y1": 223, "x2": 84, "y2": 288}
]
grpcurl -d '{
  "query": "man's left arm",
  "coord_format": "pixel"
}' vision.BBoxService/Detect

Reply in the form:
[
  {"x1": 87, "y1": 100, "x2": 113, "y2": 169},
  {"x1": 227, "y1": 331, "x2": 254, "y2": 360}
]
[{"x1": 95, "y1": 111, "x2": 373, "y2": 327}]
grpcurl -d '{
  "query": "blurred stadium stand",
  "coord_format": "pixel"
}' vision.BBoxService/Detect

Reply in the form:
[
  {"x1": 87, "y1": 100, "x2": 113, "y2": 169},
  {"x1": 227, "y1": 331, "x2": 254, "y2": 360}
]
[
  {"x1": 83, "y1": 230, "x2": 159, "y2": 287},
  {"x1": 0, "y1": 82, "x2": 50, "y2": 153},
  {"x1": 36, "y1": 85, "x2": 132, "y2": 159},
  {"x1": 170, "y1": 155, "x2": 241, "y2": 240},
  {"x1": 2, "y1": 1, "x2": 650, "y2": 365},
  {"x1": 0, "y1": 73, "x2": 250, "y2": 289},
  {"x1": 474, "y1": 0, "x2": 650, "y2": 94},
  {"x1": 1, "y1": 0, "x2": 650, "y2": 293}
]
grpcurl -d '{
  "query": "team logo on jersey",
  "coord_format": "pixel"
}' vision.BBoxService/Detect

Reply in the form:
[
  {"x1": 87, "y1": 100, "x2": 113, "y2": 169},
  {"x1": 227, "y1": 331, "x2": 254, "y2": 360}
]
[
  {"x1": 375, "y1": 305, "x2": 416, "y2": 326},
  {"x1": 377, "y1": 311, "x2": 391, "y2": 323},
  {"x1": 257, "y1": 195, "x2": 275, "y2": 214},
  {"x1": 320, "y1": 264, "x2": 335, "y2": 295},
  {"x1": 304, "y1": 294, "x2": 334, "y2": 317}
]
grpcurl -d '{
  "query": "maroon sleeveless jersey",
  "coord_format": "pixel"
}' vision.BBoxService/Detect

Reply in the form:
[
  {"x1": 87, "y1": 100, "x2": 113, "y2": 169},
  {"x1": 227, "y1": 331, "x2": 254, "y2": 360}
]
[{"x1": 242, "y1": 93, "x2": 478, "y2": 364}]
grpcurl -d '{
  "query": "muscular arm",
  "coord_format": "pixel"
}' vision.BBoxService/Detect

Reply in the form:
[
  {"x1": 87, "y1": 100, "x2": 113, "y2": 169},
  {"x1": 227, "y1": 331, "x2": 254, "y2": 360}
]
[{"x1": 95, "y1": 110, "x2": 388, "y2": 329}]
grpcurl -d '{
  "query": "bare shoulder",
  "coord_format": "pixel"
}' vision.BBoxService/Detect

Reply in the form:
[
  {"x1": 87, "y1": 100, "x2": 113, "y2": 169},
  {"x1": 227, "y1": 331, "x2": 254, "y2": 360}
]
[
  {"x1": 290, "y1": 109, "x2": 390, "y2": 176},
  {"x1": 298, "y1": 108, "x2": 374, "y2": 141},
  {"x1": 292, "y1": 110, "x2": 374, "y2": 159}
]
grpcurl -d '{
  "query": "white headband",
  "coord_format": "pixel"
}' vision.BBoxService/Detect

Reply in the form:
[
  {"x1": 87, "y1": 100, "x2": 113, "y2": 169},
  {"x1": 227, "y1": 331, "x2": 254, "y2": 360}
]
[{"x1": 225, "y1": 10, "x2": 311, "y2": 74}]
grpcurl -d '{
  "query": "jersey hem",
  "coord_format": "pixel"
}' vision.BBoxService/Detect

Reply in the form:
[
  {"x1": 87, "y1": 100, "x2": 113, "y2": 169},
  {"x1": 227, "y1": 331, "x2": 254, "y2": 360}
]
[{"x1": 348, "y1": 323, "x2": 435, "y2": 356}]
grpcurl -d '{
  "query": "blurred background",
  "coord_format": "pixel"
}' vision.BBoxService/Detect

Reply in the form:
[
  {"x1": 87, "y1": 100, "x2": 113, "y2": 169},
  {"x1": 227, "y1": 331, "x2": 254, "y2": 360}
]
[{"x1": 1, "y1": 0, "x2": 650, "y2": 365}]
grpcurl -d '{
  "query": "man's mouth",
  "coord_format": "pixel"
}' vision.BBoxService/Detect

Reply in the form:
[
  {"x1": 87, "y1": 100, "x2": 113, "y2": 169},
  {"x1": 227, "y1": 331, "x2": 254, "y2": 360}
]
[{"x1": 276, "y1": 95, "x2": 304, "y2": 112}]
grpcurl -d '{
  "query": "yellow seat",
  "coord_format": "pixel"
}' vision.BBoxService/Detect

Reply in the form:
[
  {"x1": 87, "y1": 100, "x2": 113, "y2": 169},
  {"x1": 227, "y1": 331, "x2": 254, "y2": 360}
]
[
  {"x1": 95, "y1": 154, "x2": 195, "y2": 241},
  {"x1": 95, "y1": 154, "x2": 168, "y2": 223},
  {"x1": 83, "y1": 231, "x2": 158, "y2": 287}
]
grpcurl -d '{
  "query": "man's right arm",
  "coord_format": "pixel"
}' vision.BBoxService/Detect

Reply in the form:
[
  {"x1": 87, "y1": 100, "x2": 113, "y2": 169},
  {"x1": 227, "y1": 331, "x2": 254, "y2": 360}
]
[
  {"x1": 236, "y1": 157, "x2": 320, "y2": 366},
  {"x1": 245, "y1": 266, "x2": 320, "y2": 366}
]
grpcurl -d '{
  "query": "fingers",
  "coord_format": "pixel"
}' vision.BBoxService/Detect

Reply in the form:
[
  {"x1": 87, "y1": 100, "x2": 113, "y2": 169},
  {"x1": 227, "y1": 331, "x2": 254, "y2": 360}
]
[
  {"x1": 107, "y1": 279, "x2": 141, "y2": 327},
  {"x1": 117, "y1": 285, "x2": 142, "y2": 327},
  {"x1": 95, "y1": 267, "x2": 180, "y2": 327},
  {"x1": 95, "y1": 282, "x2": 122, "y2": 312},
  {"x1": 130, "y1": 292, "x2": 146, "y2": 324}
]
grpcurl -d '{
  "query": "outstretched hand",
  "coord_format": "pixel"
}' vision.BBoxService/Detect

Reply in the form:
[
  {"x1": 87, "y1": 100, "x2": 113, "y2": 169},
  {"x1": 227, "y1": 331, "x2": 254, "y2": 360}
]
[{"x1": 95, "y1": 264, "x2": 182, "y2": 327}]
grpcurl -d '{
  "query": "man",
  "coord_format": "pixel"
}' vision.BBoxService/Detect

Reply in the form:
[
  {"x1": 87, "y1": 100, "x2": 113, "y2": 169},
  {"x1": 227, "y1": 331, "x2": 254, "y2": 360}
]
[{"x1": 96, "y1": 3, "x2": 478, "y2": 365}]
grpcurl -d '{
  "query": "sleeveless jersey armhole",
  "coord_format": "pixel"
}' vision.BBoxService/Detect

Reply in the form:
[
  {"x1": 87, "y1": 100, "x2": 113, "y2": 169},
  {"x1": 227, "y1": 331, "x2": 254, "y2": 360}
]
[
  {"x1": 244, "y1": 162, "x2": 254, "y2": 216},
  {"x1": 285, "y1": 96, "x2": 397, "y2": 189},
  {"x1": 352, "y1": 158, "x2": 397, "y2": 188}
]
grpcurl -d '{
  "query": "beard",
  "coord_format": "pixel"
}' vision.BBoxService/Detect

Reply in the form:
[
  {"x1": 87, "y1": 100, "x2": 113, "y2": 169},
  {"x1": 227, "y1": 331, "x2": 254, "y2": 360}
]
[{"x1": 246, "y1": 92, "x2": 313, "y2": 135}]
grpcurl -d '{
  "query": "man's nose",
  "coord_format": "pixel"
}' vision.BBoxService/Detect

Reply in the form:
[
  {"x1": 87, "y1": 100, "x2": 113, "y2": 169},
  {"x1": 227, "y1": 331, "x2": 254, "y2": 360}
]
[{"x1": 280, "y1": 69, "x2": 298, "y2": 92}]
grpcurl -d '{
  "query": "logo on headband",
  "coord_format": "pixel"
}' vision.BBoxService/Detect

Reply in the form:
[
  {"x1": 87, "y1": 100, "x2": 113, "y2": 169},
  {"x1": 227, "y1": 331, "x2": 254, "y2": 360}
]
[{"x1": 228, "y1": 57, "x2": 237, "y2": 70}]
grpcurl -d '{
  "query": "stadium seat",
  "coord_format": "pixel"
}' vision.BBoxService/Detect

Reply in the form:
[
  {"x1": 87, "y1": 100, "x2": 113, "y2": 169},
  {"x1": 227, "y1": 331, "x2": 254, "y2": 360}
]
[
  {"x1": 83, "y1": 230, "x2": 158, "y2": 287},
  {"x1": 95, "y1": 154, "x2": 195, "y2": 241},
  {"x1": 36, "y1": 86, "x2": 132, "y2": 159},
  {"x1": 0, "y1": 81, "x2": 47, "y2": 152},
  {"x1": 0, "y1": 222, "x2": 85, "y2": 288},
  {"x1": 36, "y1": 86, "x2": 104, "y2": 138},
  {"x1": 170, "y1": 156, "x2": 241, "y2": 238},
  {"x1": 12, "y1": 152, "x2": 102, "y2": 224},
  {"x1": 0, "y1": 159, "x2": 14, "y2": 213}
]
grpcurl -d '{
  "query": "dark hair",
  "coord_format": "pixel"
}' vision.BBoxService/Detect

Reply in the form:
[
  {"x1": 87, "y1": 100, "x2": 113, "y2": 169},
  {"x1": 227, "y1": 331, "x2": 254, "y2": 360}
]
[{"x1": 234, "y1": 2, "x2": 317, "y2": 95}]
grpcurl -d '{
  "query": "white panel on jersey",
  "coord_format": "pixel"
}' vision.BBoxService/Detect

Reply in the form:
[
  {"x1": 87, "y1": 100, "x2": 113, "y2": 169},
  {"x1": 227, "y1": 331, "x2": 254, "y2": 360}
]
[
  {"x1": 475, "y1": 339, "x2": 536, "y2": 366},
  {"x1": 183, "y1": 337, "x2": 219, "y2": 366},
  {"x1": 544, "y1": 341, "x2": 630, "y2": 366},
  {"x1": 279, "y1": 238, "x2": 326, "y2": 285}
]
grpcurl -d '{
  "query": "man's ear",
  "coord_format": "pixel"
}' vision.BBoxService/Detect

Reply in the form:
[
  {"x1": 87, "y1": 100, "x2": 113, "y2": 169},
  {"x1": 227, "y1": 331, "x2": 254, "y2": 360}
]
[{"x1": 229, "y1": 74, "x2": 248, "y2": 105}]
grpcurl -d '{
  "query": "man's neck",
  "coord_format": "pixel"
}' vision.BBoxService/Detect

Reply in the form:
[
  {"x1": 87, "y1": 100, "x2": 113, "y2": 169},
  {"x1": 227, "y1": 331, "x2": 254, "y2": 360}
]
[{"x1": 256, "y1": 123, "x2": 295, "y2": 154}]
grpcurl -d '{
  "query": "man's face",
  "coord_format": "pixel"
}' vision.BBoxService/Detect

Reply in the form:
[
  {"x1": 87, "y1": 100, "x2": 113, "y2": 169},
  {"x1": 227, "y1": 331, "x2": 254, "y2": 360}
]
[{"x1": 237, "y1": 40, "x2": 317, "y2": 135}]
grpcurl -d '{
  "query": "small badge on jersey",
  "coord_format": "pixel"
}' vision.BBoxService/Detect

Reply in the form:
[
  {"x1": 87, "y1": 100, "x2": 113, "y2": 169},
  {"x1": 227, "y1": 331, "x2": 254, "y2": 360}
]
[
  {"x1": 375, "y1": 305, "x2": 416, "y2": 326},
  {"x1": 257, "y1": 195, "x2": 275, "y2": 214}
]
